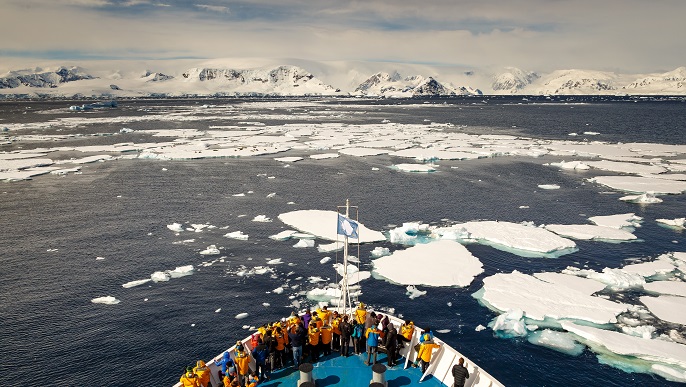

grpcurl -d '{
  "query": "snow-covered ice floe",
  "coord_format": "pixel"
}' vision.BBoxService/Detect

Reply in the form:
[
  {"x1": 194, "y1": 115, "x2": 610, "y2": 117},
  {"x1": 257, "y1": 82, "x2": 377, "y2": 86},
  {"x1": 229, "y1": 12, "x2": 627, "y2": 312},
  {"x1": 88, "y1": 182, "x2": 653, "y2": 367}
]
[
  {"x1": 657, "y1": 218, "x2": 686, "y2": 229},
  {"x1": 91, "y1": 296, "x2": 121, "y2": 305},
  {"x1": 590, "y1": 176, "x2": 686, "y2": 194},
  {"x1": 278, "y1": 210, "x2": 386, "y2": 243},
  {"x1": 433, "y1": 221, "x2": 578, "y2": 258},
  {"x1": 544, "y1": 224, "x2": 637, "y2": 241},
  {"x1": 588, "y1": 213, "x2": 643, "y2": 230},
  {"x1": 224, "y1": 231, "x2": 249, "y2": 240},
  {"x1": 392, "y1": 163, "x2": 436, "y2": 173},
  {"x1": 372, "y1": 240, "x2": 483, "y2": 287},
  {"x1": 639, "y1": 295, "x2": 686, "y2": 325},
  {"x1": 199, "y1": 245, "x2": 220, "y2": 255},
  {"x1": 619, "y1": 192, "x2": 663, "y2": 204},
  {"x1": 537, "y1": 184, "x2": 560, "y2": 190}
]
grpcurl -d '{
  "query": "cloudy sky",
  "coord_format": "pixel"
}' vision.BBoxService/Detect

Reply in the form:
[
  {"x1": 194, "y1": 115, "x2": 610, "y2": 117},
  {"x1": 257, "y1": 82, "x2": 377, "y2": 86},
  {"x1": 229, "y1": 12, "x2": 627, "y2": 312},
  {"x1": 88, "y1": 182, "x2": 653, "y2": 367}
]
[{"x1": 1, "y1": 0, "x2": 684, "y2": 73}]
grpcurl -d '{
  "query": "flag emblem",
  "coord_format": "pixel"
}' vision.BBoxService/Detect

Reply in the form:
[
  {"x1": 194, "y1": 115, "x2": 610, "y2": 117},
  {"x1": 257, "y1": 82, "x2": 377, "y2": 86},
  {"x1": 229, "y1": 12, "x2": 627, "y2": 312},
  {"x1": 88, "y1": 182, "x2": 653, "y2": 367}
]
[{"x1": 337, "y1": 214, "x2": 359, "y2": 239}]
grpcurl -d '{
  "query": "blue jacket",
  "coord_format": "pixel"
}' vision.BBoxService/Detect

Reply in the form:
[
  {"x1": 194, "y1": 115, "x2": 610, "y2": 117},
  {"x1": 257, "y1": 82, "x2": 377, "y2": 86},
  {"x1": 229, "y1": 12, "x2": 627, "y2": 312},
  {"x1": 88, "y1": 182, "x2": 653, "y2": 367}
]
[
  {"x1": 252, "y1": 344, "x2": 269, "y2": 364},
  {"x1": 366, "y1": 328, "x2": 380, "y2": 347},
  {"x1": 289, "y1": 326, "x2": 306, "y2": 347},
  {"x1": 215, "y1": 352, "x2": 234, "y2": 374}
]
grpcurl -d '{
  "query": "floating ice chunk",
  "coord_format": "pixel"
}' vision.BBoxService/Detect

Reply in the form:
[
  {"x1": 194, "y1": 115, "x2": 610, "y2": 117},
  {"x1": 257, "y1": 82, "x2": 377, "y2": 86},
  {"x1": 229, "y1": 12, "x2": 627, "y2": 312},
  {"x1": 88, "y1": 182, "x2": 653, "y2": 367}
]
[
  {"x1": 436, "y1": 221, "x2": 577, "y2": 257},
  {"x1": 167, "y1": 223, "x2": 184, "y2": 232},
  {"x1": 278, "y1": 210, "x2": 386, "y2": 243},
  {"x1": 538, "y1": 184, "x2": 561, "y2": 190},
  {"x1": 266, "y1": 192, "x2": 276, "y2": 198},
  {"x1": 590, "y1": 176, "x2": 686, "y2": 194},
  {"x1": 339, "y1": 148, "x2": 389, "y2": 157},
  {"x1": 657, "y1": 218, "x2": 686, "y2": 228},
  {"x1": 589, "y1": 213, "x2": 643, "y2": 229},
  {"x1": 644, "y1": 281, "x2": 686, "y2": 297},
  {"x1": 544, "y1": 224, "x2": 637, "y2": 241},
  {"x1": 233, "y1": 193, "x2": 246, "y2": 197},
  {"x1": 490, "y1": 309, "x2": 528, "y2": 338},
  {"x1": 527, "y1": 329, "x2": 584, "y2": 356},
  {"x1": 370, "y1": 247, "x2": 391, "y2": 258},
  {"x1": 406, "y1": 285, "x2": 427, "y2": 299},
  {"x1": 262, "y1": 303, "x2": 270, "y2": 307},
  {"x1": 272, "y1": 287, "x2": 285, "y2": 294},
  {"x1": 640, "y1": 296, "x2": 686, "y2": 325},
  {"x1": 269, "y1": 230, "x2": 297, "y2": 240},
  {"x1": 151, "y1": 271, "x2": 171, "y2": 282},
  {"x1": 317, "y1": 242, "x2": 342, "y2": 253},
  {"x1": 235, "y1": 313, "x2": 249, "y2": 319},
  {"x1": 291, "y1": 232, "x2": 315, "y2": 239},
  {"x1": 274, "y1": 156, "x2": 303, "y2": 163},
  {"x1": 333, "y1": 263, "x2": 358, "y2": 276},
  {"x1": 621, "y1": 325, "x2": 656, "y2": 339},
  {"x1": 436, "y1": 329, "x2": 451, "y2": 334},
  {"x1": 373, "y1": 240, "x2": 483, "y2": 287},
  {"x1": 585, "y1": 160, "x2": 667, "y2": 175},
  {"x1": 561, "y1": 321, "x2": 686, "y2": 380},
  {"x1": 388, "y1": 222, "x2": 430, "y2": 245},
  {"x1": 549, "y1": 160, "x2": 591, "y2": 170},
  {"x1": 475, "y1": 271, "x2": 628, "y2": 324},
  {"x1": 122, "y1": 279, "x2": 152, "y2": 288},
  {"x1": 310, "y1": 153, "x2": 339, "y2": 159},
  {"x1": 475, "y1": 325, "x2": 487, "y2": 332},
  {"x1": 651, "y1": 364, "x2": 686, "y2": 383},
  {"x1": 619, "y1": 192, "x2": 663, "y2": 203},
  {"x1": 169, "y1": 265, "x2": 194, "y2": 278},
  {"x1": 267, "y1": 258, "x2": 283, "y2": 265},
  {"x1": 393, "y1": 163, "x2": 436, "y2": 173},
  {"x1": 622, "y1": 255, "x2": 676, "y2": 277},
  {"x1": 199, "y1": 245, "x2": 220, "y2": 255},
  {"x1": 96, "y1": 256, "x2": 105, "y2": 260},
  {"x1": 340, "y1": 271, "x2": 371, "y2": 286},
  {"x1": 307, "y1": 287, "x2": 342, "y2": 302},
  {"x1": 224, "y1": 231, "x2": 249, "y2": 240},
  {"x1": 91, "y1": 296, "x2": 120, "y2": 305},
  {"x1": 308, "y1": 276, "x2": 326, "y2": 283},
  {"x1": 293, "y1": 239, "x2": 315, "y2": 248},
  {"x1": 562, "y1": 267, "x2": 645, "y2": 291},
  {"x1": 320, "y1": 257, "x2": 332, "y2": 264},
  {"x1": 252, "y1": 215, "x2": 272, "y2": 222}
]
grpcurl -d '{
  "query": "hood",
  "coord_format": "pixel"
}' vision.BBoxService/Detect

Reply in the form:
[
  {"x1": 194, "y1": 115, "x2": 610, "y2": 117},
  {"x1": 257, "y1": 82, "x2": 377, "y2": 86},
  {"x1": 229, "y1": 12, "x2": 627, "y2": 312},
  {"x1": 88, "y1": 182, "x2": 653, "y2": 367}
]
[{"x1": 196, "y1": 360, "x2": 206, "y2": 368}]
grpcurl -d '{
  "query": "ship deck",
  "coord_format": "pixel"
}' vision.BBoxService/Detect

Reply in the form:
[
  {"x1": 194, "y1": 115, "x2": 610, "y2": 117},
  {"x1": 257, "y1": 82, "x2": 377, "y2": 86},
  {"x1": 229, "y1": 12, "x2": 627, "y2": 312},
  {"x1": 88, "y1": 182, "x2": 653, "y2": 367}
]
[{"x1": 260, "y1": 350, "x2": 445, "y2": 387}]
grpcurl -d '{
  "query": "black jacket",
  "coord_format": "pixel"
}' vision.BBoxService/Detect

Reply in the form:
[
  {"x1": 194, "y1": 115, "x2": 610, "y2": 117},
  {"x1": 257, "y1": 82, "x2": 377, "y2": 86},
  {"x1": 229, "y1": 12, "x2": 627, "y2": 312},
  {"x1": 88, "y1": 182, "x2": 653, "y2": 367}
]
[{"x1": 452, "y1": 364, "x2": 469, "y2": 387}]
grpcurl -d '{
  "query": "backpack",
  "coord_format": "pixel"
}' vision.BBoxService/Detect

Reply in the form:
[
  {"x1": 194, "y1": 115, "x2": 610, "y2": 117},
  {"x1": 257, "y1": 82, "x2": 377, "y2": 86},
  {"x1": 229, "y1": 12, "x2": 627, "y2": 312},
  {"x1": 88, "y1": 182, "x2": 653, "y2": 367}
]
[{"x1": 352, "y1": 324, "x2": 363, "y2": 338}]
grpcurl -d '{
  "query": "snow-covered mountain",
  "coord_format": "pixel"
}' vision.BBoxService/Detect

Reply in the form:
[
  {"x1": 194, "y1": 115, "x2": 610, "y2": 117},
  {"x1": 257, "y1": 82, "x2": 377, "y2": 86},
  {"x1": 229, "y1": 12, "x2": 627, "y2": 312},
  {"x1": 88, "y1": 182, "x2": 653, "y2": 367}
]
[
  {"x1": 0, "y1": 66, "x2": 93, "y2": 89},
  {"x1": 354, "y1": 72, "x2": 480, "y2": 97},
  {"x1": 0, "y1": 59, "x2": 684, "y2": 97}
]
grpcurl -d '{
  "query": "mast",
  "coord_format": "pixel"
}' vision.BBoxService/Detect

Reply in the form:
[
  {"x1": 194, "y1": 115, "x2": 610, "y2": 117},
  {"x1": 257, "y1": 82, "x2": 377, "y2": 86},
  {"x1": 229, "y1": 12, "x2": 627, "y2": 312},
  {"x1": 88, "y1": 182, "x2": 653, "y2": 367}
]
[{"x1": 338, "y1": 199, "x2": 355, "y2": 318}]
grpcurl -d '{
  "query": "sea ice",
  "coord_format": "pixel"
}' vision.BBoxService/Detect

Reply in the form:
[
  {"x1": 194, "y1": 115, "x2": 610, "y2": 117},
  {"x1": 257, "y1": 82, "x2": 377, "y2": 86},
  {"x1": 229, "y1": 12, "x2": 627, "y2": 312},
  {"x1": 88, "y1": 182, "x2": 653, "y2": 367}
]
[
  {"x1": 122, "y1": 279, "x2": 152, "y2": 288},
  {"x1": 252, "y1": 215, "x2": 272, "y2": 222},
  {"x1": 548, "y1": 160, "x2": 591, "y2": 170},
  {"x1": 622, "y1": 254, "x2": 677, "y2": 277},
  {"x1": 590, "y1": 176, "x2": 686, "y2": 194},
  {"x1": 490, "y1": 309, "x2": 528, "y2": 337},
  {"x1": 538, "y1": 184, "x2": 561, "y2": 190},
  {"x1": 562, "y1": 267, "x2": 646, "y2": 291},
  {"x1": 167, "y1": 223, "x2": 184, "y2": 232},
  {"x1": 317, "y1": 242, "x2": 342, "y2": 253},
  {"x1": 199, "y1": 245, "x2": 220, "y2": 255},
  {"x1": 584, "y1": 160, "x2": 667, "y2": 175},
  {"x1": 372, "y1": 240, "x2": 483, "y2": 287},
  {"x1": 91, "y1": 296, "x2": 120, "y2": 305},
  {"x1": 589, "y1": 213, "x2": 642, "y2": 229},
  {"x1": 621, "y1": 325, "x2": 656, "y2": 339},
  {"x1": 272, "y1": 287, "x2": 285, "y2": 294},
  {"x1": 532, "y1": 272, "x2": 607, "y2": 295},
  {"x1": 307, "y1": 287, "x2": 342, "y2": 302},
  {"x1": 475, "y1": 325, "x2": 487, "y2": 332},
  {"x1": 340, "y1": 271, "x2": 371, "y2": 286},
  {"x1": 657, "y1": 218, "x2": 686, "y2": 228},
  {"x1": 434, "y1": 221, "x2": 577, "y2": 257},
  {"x1": 388, "y1": 222, "x2": 430, "y2": 244},
  {"x1": 527, "y1": 329, "x2": 585, "y2": 356},
  {"x1": 406, "y1": 285, "x2": 427, "y2": 299},
  {"x1": 475, "y1": 271, "x2": 628, "y2": 324},
  {"x1": 320, "y1": 257, "x2": 331, "y2": 264},
  {"x1": 643, "y1": 281, "x2": 686, "y2": 297},
  {"x1": 338, "y1": 148, "x2": 389, "y2": 157},
  {"x1": 274, "y1": 156, "x2": 303, "y2": 163},
  {"x1": 224, "y1": 231, "x2": 249, "y2": 240},
  {"x1": 619, "y1": 192, "x2": 663, "y2": 204},
  {"x1": 544, "y1": 224, "x2": 637, "y2": 241},
  {"x1": 310, "y1": 153, "x2": 339, "y2": 159},
  {"x1": 293, "y1": 239, "x2": 315, "y2": 248},
  {"x1": 269, "y1": 230, "x2": 297, "y2": 240},
  {"x1": 393, "y1": 163, "x2": 436, "y2": 173},
  {"x1": 639, "y1": 296, "x2": 686, "y2": 325},
  {"x1": 561, "y1": 321, "x2": 686, "y2": 381},
  {"x1": 370, "y1": 247, "x2": 391, "y2": 258},
  {"x1": 266, "y1": 258, "x2": 283, "y2": 265},
  {"x1": 151, "y1": 271, "x2": 171, "y2": 282},
  {"x1": 278, "y1": 210, "x2": 386, "y2": 243},
  {"x1": 235, "y1": 313, "x2": 249, "y2": 319}
]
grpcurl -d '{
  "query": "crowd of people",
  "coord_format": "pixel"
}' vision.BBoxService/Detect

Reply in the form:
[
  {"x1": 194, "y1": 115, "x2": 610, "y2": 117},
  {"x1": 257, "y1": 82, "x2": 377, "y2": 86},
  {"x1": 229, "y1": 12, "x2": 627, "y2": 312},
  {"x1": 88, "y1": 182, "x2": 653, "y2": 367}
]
[{"x1": 179, "y1": 302, "x2": 469, "y2": 387}]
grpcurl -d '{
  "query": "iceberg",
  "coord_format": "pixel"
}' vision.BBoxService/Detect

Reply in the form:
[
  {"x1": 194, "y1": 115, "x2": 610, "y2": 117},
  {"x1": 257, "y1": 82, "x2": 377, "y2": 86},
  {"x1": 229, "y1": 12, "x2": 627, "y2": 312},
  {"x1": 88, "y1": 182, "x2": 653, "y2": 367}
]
[
  {"x1": 370, "y1": 246, "x2": 391, "y2": 258},
  {"x1": 278, "y1": 210, "x2": 386, "y2": 243},
  {"x1": 475, "y1": 271, "x2": 628, "y2": 324},
  {"x1": 373, "y1": 240, "x2": 483, "y2": 287}
]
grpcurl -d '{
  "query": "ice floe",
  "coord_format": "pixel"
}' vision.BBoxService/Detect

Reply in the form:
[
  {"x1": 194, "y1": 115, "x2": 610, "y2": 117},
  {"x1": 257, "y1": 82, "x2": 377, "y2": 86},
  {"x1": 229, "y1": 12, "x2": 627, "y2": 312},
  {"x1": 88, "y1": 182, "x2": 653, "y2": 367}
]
[
  {"x1": 657, "y1": 218, "x2": 686, "y2": 229},
  {"x1": 474, "y1": 270, "x2": 628, "y2": 324},
  {"x1": 274, "y1": 156, "x2": 303, "y2": 163},
  {"x1": 393, "y1": 163, "x2": 436, "y2": 173},
  {"x1": 433, "y1": 221, "x2": 577, "y2": 258},
  {"x1": 122, "y1": 279, "x2": 152, "y2": 288},
  {"x1": 370, "y1": 247, "x2": 391, "y2": 258},
  {"x1": 619, "y1": 192, "x2": 663, "y2": 204},
  {"x1": 224, "y1": 231, "x2": 249, "y2": 240},
  {"x1": 406, "y1": 285, "x2": 427, "y2": 299},
  {"x1": 562, "y1": 267, "x2": 646, "y2": 291},
  {"x1": 561, "y1": 321, "x2": 686, "y2": 382},
  {"x1": 584, "y1": 160, "x2": 667, "y2": 175},
  {"x1": 372, "y1": 240, "x2": 483, "y2": 287},
  {"x1": 269, "y1": 230, "x2": 297, "y2": 240},
  {"x1": 91, "y1": 296, "x2": 121, "y2": 305},
  {"x1": 538, "y1": 184, "x2": 560, "y2": 190},
  {"x1": 199, "y1": 245, "x2": 220, "y2": 255},
  {"x1": 548, "y1": 160, "x2": 591, "y2": 170},
  {"x1": 167, "y1": 223, "x2": 185, "y2": 232},
  {"x1": 590, "y1": 176, "x2": 686, "y2": 194},
  {"x1": 235, "y1": 312, "x2": 249, "y2": 319},
  {"x1": 544, "y1": 224, "x2": 637, "y2": 241},
  {"x1": 640, "y1": 296, "x2": 686, "y2": 325},
  {"x1": 644, "y1": 281, "x2": 686, "y2": 297},
  {"x1": 527, "y1": 329, "x2": 584, "y2": 356},
  {"x1": 252, "y1": 215, "x2": 272, "y2": 222},
  {"x1": 293, "y1": 239, "x2": 315, "y2": 248},
  {"x1": 317, "y1": 242, "x2": 343, "y2": 253},
  {"x1": 278, "y1": 210, "x2": 386, "y2": 243},
  {"x1": 588, "y1": 213, "x2": 643, "y2": 229}
]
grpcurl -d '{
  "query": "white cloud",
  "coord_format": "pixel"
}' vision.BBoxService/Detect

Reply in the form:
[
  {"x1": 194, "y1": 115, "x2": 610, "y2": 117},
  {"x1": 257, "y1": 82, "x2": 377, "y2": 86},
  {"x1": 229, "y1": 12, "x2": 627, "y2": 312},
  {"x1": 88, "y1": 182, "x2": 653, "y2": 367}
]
[{"x1": 194, "y1": 4, "x2": 229, "y2": 13}]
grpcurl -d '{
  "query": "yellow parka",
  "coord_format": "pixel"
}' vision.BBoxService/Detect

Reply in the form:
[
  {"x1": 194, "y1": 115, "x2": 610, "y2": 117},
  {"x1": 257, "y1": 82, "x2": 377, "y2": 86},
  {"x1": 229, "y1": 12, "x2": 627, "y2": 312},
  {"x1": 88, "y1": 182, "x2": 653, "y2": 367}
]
[
  {"x1": 179, "y1": 371, "x2": 200, "y2": 387},
  {"x1": 193, "y1": 360, "x2": 211, "y2": 387},
  {"x1": 355, "y1": 307, "x2": 367, "y2": 324},
  {"x1": 308, "y1": 327, "x2": 320, "y2": 345},
  {"x1": 320, "y1": 325, "x2": 333, "y2": 344},
  {"x1": 401, "y1": 322, "x2": 415, "y2": 340},
  {"x1": 417, "y1": 341, "x2": 440, "y2": 363},
  {"x1": 234, "y1": 349, "x2": 251, "y2": 376}
]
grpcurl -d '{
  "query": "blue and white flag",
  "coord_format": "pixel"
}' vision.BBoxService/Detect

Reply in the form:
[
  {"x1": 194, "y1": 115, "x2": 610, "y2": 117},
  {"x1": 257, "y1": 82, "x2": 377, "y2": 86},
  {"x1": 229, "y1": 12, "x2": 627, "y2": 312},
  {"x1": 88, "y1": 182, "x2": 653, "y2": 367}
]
[{"x1": 337, "y1": 214, "x2": 359, "y2": 239}]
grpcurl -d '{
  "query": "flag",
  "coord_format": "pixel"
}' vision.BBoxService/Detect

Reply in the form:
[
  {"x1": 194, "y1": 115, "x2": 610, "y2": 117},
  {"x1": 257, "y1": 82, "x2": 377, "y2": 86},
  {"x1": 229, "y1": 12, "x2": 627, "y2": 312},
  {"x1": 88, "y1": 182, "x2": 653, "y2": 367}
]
[{"x1": 337, "y1": 213, "x2": 359, "y2": 239}]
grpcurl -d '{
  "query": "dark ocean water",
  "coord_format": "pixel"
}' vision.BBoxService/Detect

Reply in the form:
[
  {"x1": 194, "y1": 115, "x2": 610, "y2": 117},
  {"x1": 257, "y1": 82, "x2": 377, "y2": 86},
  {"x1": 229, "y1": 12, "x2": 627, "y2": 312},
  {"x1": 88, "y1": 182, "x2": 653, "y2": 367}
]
[{"x1": 1, "y1": 97, "x2": 685, "y2": 386}]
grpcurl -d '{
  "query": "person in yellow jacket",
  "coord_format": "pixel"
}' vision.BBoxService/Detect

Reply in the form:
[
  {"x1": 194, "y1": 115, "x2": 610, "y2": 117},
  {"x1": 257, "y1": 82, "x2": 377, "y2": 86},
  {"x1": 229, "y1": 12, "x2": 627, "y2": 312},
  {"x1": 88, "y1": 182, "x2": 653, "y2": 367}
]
[
  {"x1": 331, "y1": 312, "x2": 342, "y2": 351},
  {"x1": 179, "y1": 366, "x2": 200, "y2": 387},
  {"x1": 355, "y1": 302, "x2": 367, "y2": 324},
  {"x1": 307, "y1": 325, "x2": 321, "y2": 362},
  {"x1": 193, "y1": 360, "x2": 211, "y2": 387},
  {"x1": 413, "y1": 334, "x2": 441, "y2": 373},
  {"x1": 233, "y1": 341, "x2": 252, "y2": 387},
  {"x1": 398, "y1": 320, "x2": 414, "y2": 347},
  {"x1": 320, "y1": 324, "x2": 333, "y2": 356},
  {"x1": 274, "y1": 326, "x2": 286, "y2": 369},
  {"x1": 316, "y1": 305, "x2": 332, "y2": 325}
]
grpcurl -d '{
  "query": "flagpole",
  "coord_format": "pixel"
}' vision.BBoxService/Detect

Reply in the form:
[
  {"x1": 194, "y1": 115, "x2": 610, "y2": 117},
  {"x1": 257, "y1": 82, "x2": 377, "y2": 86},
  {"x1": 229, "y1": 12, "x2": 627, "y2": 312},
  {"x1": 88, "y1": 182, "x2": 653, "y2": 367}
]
[{"x1": 342, "y1": 199, "x2": 350, "y2": 318}]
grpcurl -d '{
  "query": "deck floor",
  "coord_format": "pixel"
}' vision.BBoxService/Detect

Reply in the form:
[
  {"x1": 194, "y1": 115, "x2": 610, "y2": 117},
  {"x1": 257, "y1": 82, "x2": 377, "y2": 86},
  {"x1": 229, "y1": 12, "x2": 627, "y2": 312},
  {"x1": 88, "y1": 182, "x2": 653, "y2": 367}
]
[{"x1": 259, "y1": 350, "x2": 445, "y2": 387}]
